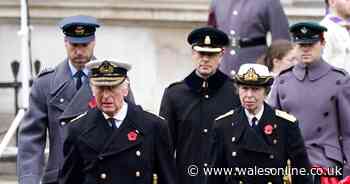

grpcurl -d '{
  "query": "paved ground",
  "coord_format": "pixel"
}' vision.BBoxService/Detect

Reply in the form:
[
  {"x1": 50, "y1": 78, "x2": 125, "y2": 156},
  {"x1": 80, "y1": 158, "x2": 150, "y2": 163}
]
[{"x1": 0, "y1": 113, "x2": 18, "y2": 184}]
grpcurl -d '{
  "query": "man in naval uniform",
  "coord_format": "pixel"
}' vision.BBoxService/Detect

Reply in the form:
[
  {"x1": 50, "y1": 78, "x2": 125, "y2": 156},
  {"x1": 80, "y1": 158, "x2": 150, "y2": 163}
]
[
  {"x1": 269, "y1": 22, "x2": 350, "y2": 183},
  {"x1": 159, "y1": 27, "x2": 241, "y2": 184},
  {"x1": 59, "y1": 59, "x2": 176, "y2": 184},
  {"x1": 208, "y1": 63, "x2": 312, "y2": 184}
]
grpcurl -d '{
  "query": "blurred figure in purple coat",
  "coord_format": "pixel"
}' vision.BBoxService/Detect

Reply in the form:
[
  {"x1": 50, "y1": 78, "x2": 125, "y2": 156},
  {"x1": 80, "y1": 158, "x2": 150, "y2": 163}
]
[{"x1": 208, "y1": 0, "x2": 290, "y2": 76}]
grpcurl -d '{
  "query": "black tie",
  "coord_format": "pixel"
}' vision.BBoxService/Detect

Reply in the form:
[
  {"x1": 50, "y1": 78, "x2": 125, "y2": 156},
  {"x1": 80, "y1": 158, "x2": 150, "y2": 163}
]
[
  {"x1": 252, "y1": 117, "x2": 260, "y2": 133},
  {"x1": 108, "y1": 118, "x2": 116, "y2": 129},
  {"x1": 75, "y1": 70, "x2": 84, "y2": 90}
]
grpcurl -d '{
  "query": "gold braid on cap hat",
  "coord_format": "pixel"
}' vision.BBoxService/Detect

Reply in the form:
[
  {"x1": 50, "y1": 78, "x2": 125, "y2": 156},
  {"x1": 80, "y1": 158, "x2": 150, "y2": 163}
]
[{"x1": 243, "y1": 68, "x2": 259, "y2": 81}]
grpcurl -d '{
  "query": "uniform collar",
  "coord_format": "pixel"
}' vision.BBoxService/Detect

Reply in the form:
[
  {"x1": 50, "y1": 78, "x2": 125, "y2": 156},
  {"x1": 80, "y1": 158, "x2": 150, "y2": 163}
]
[
  {"x1": 68, "y1": 59, "x2": 89, "y2": 77},
  {"x1": 102, "y1": 101, "x2": 128, "y2": 128},
  {"x1": 184, "y1": 69, "x2": 228, "y2": 93},
  {"x1": 293, "y1": 59, "x2": 331, "y2": 81},
  {"x1": 244, "y1": 105, "x2": 264, "y2": 126}
]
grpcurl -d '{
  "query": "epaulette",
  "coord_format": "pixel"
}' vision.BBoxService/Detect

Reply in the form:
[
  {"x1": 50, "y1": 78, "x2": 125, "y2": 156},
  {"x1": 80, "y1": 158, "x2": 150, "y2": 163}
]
[
  {"x1": 332, "y1": 67, "x2": 347, "y2": 76},
  {"x1": 69, "y1": 112, "x2": 88, "y2": 124},
  {"x1": 278, "y1": 65, "x2": 294, "y2": 76},
  {"x1": 215, "y1": 110, "x2": 234, "y2": 121},
  {"x1": 275, "y1": 109, "x2": 296, "y2": 123},
  {"x1": 167, "y1": 81, "x2": 183, "y2": 88},
  {"x1": 37, "y1": 68, "x2": 55, "y2": 77}
]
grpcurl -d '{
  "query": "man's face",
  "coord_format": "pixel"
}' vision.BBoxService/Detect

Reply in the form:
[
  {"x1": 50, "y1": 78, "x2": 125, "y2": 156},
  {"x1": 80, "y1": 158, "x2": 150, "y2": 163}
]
[
  {"x1": 91, "y1": 83, "x2": 128, "y2": 117},
  {"x1": 296, "y1": 41, "x2": 324, "y2": 65},
  {"x1": 331, "y1": 0, "x2": 350, "y2": 19},
  {"x1": 65, "y1": 39, "x2": 95, "y2": 70},
  {"x1": 238, "y1": 85, "x2": 266, "y2": 114},
  {"x1": 192, "y1": 50, "x2": 223, "y2": 78}
]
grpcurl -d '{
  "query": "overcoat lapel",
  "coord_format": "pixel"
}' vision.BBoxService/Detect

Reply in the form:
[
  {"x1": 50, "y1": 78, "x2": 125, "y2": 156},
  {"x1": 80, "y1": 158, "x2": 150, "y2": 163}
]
[
  {"x1": 79, "y1": 109, "x2": 114, "y2": 153},
  {"x1": 100, "y1": 105, "x2": 146, "y2": 157},
  {"x1": 257, "y1": 104, "x2": 277, "y2": 146},
  {"x1": 49, "y1": 59, "x2": 76, "y2": 111},
  {"x1": 233, "y1": 107, "x2": 273, "y2": 154},
  {"x1": 60, "y1": 82, "x2": 93, "y2": 121}
]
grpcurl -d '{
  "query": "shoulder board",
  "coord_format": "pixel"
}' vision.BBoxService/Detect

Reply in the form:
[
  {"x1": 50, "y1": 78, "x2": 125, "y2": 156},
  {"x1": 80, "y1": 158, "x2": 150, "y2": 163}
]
[
  {"x1": 278, "y1": 65, "x2": 294, "y2": 76},
  {"x1": 215, "y1": 110, "x2": 234, "y2": 121},
  {"x1": 37, "y1": 68, "x2": 55, "y2": 77},
  {"x1": 331, "y1": 67, "x2": 347, "y2": 76},
  {"x1": 168, "y1": 81, "x2": 183, "y2": 88},
  {"x1": 69, "y1": 112, "x2": 88, "y2": 124},
  {"x1": 275, "y1": 109, "x2": 296, "y2": 122}
]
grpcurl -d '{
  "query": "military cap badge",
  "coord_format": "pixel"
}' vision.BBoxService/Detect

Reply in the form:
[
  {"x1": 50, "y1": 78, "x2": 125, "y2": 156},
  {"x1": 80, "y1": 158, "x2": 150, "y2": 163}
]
[{"x1": 243, "y1": 68, "x2": 259, "y2": 81}]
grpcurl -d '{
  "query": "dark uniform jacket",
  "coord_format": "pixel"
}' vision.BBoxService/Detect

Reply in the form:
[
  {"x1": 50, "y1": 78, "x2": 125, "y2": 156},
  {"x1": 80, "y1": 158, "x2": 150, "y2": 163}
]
[
  {"x1": 208, "y1": 104, "x2": 312, "y2": 184},
  {"x1": 59, "y1": 103, "x2": 176, "y2": 184},
  {"x1": 269, "y1": 60, "x2": 350, "y2": 177},
  {"x1": 159, "y1": 70, "x2": 241, "y2": 184},
  {"x1": 208, "y1": 0, "x2": 290, "y2": 75},
  {"x1": 17, "y1": 59, "x2": 135, "y2": 184}
]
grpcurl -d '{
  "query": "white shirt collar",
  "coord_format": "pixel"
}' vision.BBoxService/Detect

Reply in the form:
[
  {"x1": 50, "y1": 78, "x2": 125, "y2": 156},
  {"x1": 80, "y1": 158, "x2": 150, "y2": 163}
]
[
  {"x1": 103, "y1": 101, "x2": 128, "y2": 128},
  {"x1": 244, "y1": 105, "x2": 264, "y2": 126}
]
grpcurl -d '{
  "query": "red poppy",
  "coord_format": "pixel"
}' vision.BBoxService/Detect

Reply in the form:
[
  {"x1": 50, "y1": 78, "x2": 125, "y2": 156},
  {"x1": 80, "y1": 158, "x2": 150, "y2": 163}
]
[
  {"x1": 264, "y1": 124, "x2": 273, "y2": 135},
  {"x1": 339, "y1": 176, "x2": 350, "y2": 184},
  {"x1": 88, "y1": 97, "x2": 97, "y2": 108},
  {"x1": 128, "y1": 131, "x2": 138, "y2": 141}
]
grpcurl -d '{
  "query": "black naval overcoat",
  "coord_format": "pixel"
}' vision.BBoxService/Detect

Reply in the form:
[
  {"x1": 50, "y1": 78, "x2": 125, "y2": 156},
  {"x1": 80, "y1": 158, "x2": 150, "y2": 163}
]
[
  {"x1": 59, "y1": 104, "x2": 176, "y2": 184},
  {"x1": 208, "y1": 104, "x2": 313, "y2": 184}
]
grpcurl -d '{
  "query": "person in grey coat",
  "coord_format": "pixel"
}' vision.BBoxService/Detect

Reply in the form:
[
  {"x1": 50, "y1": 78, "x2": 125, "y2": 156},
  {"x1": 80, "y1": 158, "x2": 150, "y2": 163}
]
[
  {"x1": 208, "y1": 0, "x2": 290, "y2": 76},
  {"x1": 269, "y1": 22, "x2": 350, "y2": 183},
  {"x1": 17, "y1": 15, "x2": 134, "y2": 184}
]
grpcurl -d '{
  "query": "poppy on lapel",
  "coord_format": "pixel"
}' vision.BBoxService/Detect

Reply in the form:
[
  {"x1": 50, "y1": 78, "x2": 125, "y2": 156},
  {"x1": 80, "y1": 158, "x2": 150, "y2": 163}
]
[
  {"x1": 128, "y1": 131, "x2": 138, "y2": 141},
  {"x1": 264, "y1": 124, "x2": 273, "y2": 135}
]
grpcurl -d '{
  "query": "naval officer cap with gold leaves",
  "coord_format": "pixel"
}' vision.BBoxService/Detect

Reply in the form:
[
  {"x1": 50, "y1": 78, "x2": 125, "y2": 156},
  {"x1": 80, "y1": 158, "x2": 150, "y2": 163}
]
[
  {"x1": 86, "y1": 59, "x2": 131, "y2": 87},
  {"x1": 234, "y1": 63, "x2": 274, "y2": 86}
]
